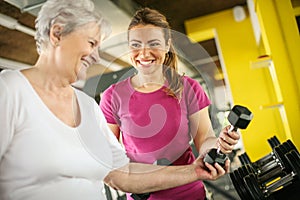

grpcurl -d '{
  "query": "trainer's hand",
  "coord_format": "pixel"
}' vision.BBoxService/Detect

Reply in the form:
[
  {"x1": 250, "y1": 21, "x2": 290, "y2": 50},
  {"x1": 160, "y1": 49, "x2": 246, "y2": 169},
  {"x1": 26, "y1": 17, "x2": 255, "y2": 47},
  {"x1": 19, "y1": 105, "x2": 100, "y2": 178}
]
[
  {"x1": 193, "y1": 154, "x2": 230, "y2": 181},
  {"x1": 218, "y1": 125, "x2": 240, "y2": 154}
]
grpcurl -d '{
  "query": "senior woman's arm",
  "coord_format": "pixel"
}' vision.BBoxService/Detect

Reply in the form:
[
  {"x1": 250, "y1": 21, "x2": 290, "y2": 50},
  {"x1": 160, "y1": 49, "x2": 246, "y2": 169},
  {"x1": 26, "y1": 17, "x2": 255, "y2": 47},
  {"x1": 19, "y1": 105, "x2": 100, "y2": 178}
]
[{"x1": 104, "y1": 156, "x2": 228, "y2": 194}]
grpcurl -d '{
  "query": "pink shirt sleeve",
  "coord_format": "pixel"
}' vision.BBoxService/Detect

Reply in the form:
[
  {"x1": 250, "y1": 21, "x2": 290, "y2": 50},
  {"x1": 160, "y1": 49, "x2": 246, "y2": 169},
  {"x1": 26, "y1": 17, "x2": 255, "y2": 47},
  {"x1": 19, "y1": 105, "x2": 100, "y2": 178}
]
[
  {"x1": 183, "y1": 76, "x2": 211, "y2": 116},
  {"x1": 99, "y1": 85, "x2": 118, "y2": 124}
]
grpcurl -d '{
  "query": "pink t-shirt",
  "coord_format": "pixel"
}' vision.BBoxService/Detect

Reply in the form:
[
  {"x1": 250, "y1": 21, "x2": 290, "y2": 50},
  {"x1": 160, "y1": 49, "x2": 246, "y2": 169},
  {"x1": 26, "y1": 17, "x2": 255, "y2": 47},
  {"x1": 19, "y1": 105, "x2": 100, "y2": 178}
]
[{"x1": 100, "y1": 76, "x2": 211, "y2": 200}]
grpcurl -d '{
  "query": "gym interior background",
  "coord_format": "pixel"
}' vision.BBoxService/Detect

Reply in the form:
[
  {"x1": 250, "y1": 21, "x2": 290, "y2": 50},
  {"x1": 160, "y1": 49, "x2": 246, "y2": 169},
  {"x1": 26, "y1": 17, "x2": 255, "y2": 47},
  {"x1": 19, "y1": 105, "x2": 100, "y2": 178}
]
[{"x1": 0, "y1": 0, "x2": 300, "y2": 199}]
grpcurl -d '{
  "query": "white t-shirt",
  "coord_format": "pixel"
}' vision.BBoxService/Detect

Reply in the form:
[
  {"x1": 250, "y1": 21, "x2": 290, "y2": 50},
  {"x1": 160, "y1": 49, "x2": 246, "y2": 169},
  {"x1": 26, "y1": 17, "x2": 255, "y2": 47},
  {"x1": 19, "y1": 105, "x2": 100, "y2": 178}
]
[{"x1": 0, "y1": 70, "x2": 129, "y2": 200}]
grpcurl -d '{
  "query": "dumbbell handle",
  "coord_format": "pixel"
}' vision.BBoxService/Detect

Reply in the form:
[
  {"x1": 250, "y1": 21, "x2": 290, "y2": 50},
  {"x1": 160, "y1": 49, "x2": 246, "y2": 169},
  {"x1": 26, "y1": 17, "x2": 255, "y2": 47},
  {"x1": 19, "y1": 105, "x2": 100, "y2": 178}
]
[
  {"x1": 228, "y1": 125, "x2": 238, "y2": 132},
  {"x1": 216, "y1": 148, "x2": 224, "y2": 155}
]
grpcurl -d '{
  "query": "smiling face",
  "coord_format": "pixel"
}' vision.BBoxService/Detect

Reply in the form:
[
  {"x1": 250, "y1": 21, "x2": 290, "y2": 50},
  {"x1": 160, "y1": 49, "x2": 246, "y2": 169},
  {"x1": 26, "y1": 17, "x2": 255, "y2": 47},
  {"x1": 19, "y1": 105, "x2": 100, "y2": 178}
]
[
  {"x1": 128, "y1": 24, "x2": 170, "y2": 76},
  {"x1": 54, "y1": 22, "x2": 101, "y2": 81}
]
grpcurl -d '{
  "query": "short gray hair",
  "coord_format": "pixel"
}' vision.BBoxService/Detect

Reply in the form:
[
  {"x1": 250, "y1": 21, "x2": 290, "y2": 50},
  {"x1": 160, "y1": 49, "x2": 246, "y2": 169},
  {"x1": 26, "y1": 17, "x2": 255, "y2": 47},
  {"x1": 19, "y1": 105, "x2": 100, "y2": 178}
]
[{"x1": 35, "y1": 0, "x2": 111, "y2": 54}]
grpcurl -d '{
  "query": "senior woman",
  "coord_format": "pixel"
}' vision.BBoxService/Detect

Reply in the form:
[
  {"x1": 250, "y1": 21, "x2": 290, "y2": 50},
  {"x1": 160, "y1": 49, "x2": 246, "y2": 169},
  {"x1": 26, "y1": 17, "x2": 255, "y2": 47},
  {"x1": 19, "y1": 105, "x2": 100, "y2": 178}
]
[{"x1": 0, "y1": 0, "x2": 228, "y2": 200}]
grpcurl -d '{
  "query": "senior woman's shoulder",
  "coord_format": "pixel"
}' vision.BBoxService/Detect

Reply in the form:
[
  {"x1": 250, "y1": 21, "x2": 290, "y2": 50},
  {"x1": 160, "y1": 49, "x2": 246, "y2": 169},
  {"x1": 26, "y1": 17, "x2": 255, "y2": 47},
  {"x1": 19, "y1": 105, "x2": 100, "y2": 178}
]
[
  {"x1": 0, "y1": 69, "x2": 19, "y2": 78},
  {"x1": 0, "y1": 69, "x2": 26, "y2": 88}
]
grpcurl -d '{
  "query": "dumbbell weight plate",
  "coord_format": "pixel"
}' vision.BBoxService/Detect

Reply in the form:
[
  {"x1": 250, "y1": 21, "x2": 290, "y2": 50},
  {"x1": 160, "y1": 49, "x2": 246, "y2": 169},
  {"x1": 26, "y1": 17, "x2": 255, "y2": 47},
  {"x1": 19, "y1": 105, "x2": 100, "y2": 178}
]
[
  {"x1": 285, "y1": 150, "x2": 300, "y2": 181},
  {"x1": 240, "y1": 165, "x2": 263, "y2": 200},
  {"x1": 281, "y1": 141, "x2": 293, "y2": 153},
  {"x1": 231, "y1": 169, "x2": 252, "y2": 200},
  {"x1": 240, "y1": 166, "x2": 258, "y2": 199},
  {"x1": 269, "y1": 150, "x2": 300, "y2": 200},
  {"x1": 274, "y1": 145, "x2": 292, "y2": 172},
  {"x1": 285, "y1": 140, "x2": 299, "y2": 154},
  {"x1": 230, "y1": 171, "x2": 249, "y2": 200},
  {"x1": 230, "y1": 172, "x2": 245, "y2": 200},
  {"x1": 241, "y1": 164, "x2": 256, "y2": 176},
  {"x1": 244, "y1": 173, "x2": 266, "y2": 200},
  {"x1": 238, "y1": 152, "x2": 252, "y2": 166},
  {"x1": 268, "y1": 136, "x2": 280, "y2": 149},
  {"x1": 238, "y1": 153, "x2": 246, "y2": 165},
  {"x1": 245, "y1": 164, "x2": 256, "y2": 175}
]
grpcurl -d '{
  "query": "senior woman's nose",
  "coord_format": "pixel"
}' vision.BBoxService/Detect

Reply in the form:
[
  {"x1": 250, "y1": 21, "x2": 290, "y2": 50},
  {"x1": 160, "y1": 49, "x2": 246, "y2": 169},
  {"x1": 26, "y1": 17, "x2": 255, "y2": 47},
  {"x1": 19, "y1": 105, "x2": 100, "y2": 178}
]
[{"x1": 90, "y1": 48, "x2": 101, "y2": 64}]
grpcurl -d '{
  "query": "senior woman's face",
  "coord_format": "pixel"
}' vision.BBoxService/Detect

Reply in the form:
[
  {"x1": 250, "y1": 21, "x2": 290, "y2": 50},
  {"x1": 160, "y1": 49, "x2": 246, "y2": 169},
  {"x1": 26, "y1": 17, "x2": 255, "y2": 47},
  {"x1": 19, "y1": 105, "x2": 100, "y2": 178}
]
[{"x1": 56, "y1": 22, "x2": 101, "y2": 81}]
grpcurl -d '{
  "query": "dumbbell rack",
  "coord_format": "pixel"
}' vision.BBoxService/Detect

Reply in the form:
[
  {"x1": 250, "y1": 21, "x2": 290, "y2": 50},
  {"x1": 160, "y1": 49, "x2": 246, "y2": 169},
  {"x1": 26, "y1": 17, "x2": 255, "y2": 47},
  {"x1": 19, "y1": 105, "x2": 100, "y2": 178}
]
[{"x1": 230, "y1": 136, "x2": 300, "y2": 200}]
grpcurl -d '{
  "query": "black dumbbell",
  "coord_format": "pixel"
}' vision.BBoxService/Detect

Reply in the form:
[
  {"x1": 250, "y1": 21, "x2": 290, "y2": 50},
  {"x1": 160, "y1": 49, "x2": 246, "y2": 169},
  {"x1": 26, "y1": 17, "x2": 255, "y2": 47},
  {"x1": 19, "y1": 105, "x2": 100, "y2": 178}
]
[
  {"x1": 244, "y1": 150, "x2": 300, "y2": 200},
  {"x1": 238, "y1": 140, "x2": 294, "y2": 185},
  {"x1": 230, "y1": 164, "x2": 257, "y2": 200},
  {"x1": 253, "y1": 140, "x2": 297, "y2": 184},
  {"x1": 239, "y1": 136, "x2": 281, "y2": 168},
  {"x1": 267, "y1": 136, "x2": 281, "y2": 149},
  {"x1": 204, "y1": 105, "x2": 253, "y2": 166},
  {"x1": 237, "y1": 136, "x2": 282, "y2": 180},
  {"x1": 253, "y1": 136, "x2": 281, "y2": 170},
  {"x1": 231, "y1": 140, "x2": 300, "y2": 200}
]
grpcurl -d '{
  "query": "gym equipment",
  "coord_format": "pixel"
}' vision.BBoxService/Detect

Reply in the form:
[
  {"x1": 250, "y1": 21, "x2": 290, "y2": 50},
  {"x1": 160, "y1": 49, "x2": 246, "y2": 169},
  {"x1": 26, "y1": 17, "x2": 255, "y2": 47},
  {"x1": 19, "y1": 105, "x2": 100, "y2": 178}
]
[
  {"x1": 238, "y1": 136, "x2": 280, "y2": 166},
  {"x1": 239, "y1": 139, "x2": 298, "y2": 184},
  {"x1": 204, "y1": 105, "x2": 253, "y2": 166},
  {"x1": 267, "y1": 136, "x2": 281, "y2": 149},
  {"x1": 230, "y1": 137, "x2": 300, "y2": 200},
  {"x1": 237, "y1": 136, "x2": 286, "y2": 174}
]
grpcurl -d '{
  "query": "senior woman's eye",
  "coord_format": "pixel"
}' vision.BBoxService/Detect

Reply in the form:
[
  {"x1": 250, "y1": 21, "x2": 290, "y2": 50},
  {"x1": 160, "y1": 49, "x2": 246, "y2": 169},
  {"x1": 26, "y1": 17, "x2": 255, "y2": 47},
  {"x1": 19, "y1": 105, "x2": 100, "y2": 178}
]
[{"x1": 89, "y1": 41, "x2": 95, "y2": 47}]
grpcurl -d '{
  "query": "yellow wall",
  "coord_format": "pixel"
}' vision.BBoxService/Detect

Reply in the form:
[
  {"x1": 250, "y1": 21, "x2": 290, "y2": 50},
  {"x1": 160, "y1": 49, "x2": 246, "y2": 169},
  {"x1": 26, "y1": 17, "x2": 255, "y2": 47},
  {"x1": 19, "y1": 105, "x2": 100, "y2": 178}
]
[
  {"x1": 185, "y1": 3, "x2": 300, "y2": 160},
  {"x1": 256, "y1": 0, "x2": 300, "y2": 148}
]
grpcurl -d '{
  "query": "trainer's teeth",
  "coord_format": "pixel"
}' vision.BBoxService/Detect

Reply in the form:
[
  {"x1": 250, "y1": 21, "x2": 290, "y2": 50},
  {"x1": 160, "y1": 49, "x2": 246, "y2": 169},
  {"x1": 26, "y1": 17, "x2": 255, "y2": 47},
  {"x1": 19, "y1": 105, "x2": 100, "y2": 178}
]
[{"x1": 140, "y1": 60, "x2": 152, "y2": 65}]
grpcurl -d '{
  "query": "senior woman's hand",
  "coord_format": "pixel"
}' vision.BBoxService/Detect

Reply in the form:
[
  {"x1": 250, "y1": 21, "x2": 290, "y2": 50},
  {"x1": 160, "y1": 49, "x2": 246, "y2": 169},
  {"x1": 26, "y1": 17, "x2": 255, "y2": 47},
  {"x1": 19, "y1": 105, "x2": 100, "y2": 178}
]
[{"x1": 193, "y1": 153, "x2": 230, "y2": 181}]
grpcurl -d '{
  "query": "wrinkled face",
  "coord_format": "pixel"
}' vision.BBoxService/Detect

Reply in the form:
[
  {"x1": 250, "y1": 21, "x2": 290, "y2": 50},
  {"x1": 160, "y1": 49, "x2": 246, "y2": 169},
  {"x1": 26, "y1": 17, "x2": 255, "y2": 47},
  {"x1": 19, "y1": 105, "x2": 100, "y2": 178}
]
[
  {"x1": 128, "y1": 24, "x2": 169, "y2": 75},
  {"x1": 56, "y1": 22, "x2": 101, "y2": 81}
]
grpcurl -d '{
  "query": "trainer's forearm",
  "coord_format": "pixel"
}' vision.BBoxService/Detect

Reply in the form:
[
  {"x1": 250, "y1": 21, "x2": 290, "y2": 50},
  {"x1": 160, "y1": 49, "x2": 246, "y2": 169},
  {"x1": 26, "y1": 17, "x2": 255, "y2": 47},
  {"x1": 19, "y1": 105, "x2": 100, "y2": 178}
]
[
  {"x1": 104, "y1": 163, "x2": 198, "y2": 193},
  {"x1": 199, "y1": 136, "x2": 218, "y2": 155}
]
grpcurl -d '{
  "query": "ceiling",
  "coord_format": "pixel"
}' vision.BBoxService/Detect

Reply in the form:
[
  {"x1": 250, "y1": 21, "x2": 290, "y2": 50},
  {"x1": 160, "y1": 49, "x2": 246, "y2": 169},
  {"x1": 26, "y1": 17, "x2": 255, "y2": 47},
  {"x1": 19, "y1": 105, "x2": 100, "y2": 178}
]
[{"x1": 0, "y1": 0, "x2": 247, "y2": 80}]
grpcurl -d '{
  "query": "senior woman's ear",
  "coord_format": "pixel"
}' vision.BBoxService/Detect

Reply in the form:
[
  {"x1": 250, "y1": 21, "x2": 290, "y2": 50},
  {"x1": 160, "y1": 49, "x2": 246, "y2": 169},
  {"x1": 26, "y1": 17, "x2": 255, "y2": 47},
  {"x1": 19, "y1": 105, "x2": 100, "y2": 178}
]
[{"x1": 50, "y1": 24, "x2": 63, "y2": 47}]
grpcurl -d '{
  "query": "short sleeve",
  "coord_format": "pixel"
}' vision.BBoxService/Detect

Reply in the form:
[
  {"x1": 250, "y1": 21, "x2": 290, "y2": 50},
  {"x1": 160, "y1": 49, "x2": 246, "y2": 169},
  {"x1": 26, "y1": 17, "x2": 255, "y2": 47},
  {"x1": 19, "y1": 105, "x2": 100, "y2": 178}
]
[
  {"x1": 100, "y1": 85, "x2": 118, "y2": 124},
  {"x1": 0, "y1": 75, "x2": 15, "y2": 161},
  {"x1": 183, "y1": 76, "x2": 211, "y2": 116}
]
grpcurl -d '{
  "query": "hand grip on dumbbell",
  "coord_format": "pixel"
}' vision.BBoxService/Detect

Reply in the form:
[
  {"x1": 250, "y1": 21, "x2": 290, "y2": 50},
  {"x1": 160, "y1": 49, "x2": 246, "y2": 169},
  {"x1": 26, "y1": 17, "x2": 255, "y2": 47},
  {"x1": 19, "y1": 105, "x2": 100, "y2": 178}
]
[{"x1": 204, "y1": 105, "x2": 253, "y2": 166}]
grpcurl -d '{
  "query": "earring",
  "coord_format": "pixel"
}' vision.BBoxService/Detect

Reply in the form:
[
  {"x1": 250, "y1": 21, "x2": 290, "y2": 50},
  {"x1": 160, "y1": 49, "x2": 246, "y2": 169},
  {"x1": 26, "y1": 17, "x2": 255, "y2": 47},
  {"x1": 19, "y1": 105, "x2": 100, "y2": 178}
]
[{"x1": 54, "y1": 42, "x2": 59, "y2": 47}]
